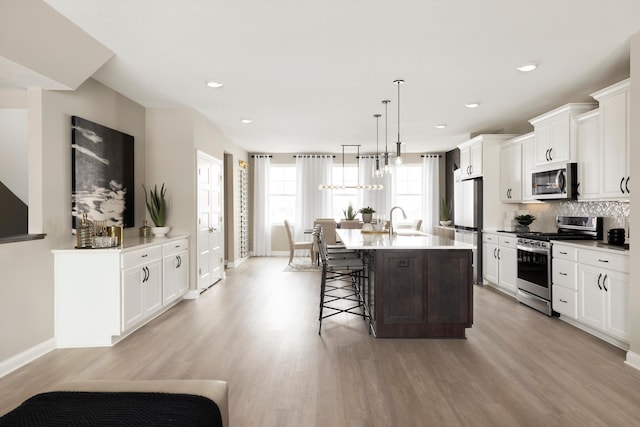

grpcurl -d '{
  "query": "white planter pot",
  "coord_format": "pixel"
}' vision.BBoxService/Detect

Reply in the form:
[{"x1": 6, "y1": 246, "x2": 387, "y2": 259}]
[{"x1": 151, "y1": 226, "x2": 170, "y2": 237}]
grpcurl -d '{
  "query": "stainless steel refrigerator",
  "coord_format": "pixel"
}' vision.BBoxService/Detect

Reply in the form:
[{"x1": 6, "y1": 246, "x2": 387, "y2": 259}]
[{"x1": 453, "y1": 169, "x2": 483, "y2": 283}]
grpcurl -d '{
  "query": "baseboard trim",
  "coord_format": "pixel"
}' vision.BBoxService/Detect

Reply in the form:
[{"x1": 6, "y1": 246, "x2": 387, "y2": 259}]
[
  {"x1": 625, "y1": 351, "x2": 640, "y2": 371},
  {"x1": 183, "y1": 290, "x2": 200, "y2": 300},
  {"x1": 226, "y1": 257, "x2": 248, "y2": 269},
  {"x1": 0, "y1": 338, "x2": 56, "y2": 379}
]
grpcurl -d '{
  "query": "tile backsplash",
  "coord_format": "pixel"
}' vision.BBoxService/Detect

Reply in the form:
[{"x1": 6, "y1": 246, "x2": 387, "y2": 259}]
[{"x1": 520, "y1": 201, "x2": 630, "y2": 240}]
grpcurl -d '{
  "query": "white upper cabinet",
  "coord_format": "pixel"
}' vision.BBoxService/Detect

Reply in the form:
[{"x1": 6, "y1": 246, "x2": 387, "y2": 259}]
[
  {"x1": 500, "y1": 136, "x2": 524, "y2": 203},
  {"x1": 576, "y1": 109, "x2": 601, "y2": 200},
  {"x1": 529, "y1": 103, "x2": 596, "y2": 167},
  {"x1": 590, "y1": 79, "x2": 630, "y2": 200},
  {"x1": 521, "y1": 134, "x2": 537, "y2": 201},
  {"x1": 459, "y1": 137, "x2": 483, "y2": 179}
]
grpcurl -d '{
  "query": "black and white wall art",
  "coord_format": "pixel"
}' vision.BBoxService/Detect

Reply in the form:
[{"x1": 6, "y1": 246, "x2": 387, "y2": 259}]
[{"x1": 71, "y1": 116, "x2": 134, "y2": 231}]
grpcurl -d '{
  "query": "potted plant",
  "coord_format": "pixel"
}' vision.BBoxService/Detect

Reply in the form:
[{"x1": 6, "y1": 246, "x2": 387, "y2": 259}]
[
  {"x1": 358, "y1": 206, "x2": 376, "y2": 223},
  {"x1": 440, "y1": 198, "x2": 452, "y2": 226},
  {"x1": 515, "y1": 214, "x2": 535, "y2": 232},
  {"x1": 143, "y1": 183, "x2": 170, "y2": 237}
]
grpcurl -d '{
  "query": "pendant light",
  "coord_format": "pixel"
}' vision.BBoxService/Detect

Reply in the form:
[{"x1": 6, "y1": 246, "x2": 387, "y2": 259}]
[
  {"x1": 382, "y1": 99, "x2": 392, "y2": 174},
  {"x1": 394, "y1": 79, "x2": 405, "y2": 164},
  {"x1": 373, "y1": 114, "x2": 382, "y2": 177}
]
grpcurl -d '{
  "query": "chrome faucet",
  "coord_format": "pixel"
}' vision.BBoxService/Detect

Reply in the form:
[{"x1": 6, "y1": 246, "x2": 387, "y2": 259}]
[{"x1": 389, "y1": 206, "x2": 407, "y2": 236}]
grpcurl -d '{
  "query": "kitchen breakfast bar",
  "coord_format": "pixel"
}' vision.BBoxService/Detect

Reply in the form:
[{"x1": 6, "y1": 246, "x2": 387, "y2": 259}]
[{"x1": 336, "y1": 229, "x2": 475, "y2": 338}]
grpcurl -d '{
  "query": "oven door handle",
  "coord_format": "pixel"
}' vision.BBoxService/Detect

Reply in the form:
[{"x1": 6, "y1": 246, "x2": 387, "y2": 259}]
[{"x1": 517, "y1": 245, "x2": 550, "y2": 255}]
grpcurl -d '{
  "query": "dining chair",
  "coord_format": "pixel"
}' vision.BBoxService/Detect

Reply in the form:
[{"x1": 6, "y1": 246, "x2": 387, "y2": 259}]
[
  {"x1": 313, "y1": 219, "x2": 339, "y2": 244},
  {"x1": 283, "y1": 220, "x2": 313, "y2": 265}
]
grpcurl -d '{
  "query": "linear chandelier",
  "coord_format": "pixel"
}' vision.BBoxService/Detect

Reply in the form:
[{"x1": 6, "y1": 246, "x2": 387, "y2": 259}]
[{"x1": 318, "y1": 144, "x2": 383, "y2": 190}]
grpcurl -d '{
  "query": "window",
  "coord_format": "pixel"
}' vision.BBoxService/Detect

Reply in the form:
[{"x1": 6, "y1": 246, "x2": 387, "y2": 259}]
[
  {"x1": 331, "y1": 164, "x2": 358, "y2": 220},
  {"x1": 394, "y1": 164, "x2": 422, "y2": 221},
  {"x1": 269, "y1": 165, "x2": 296, "y2": 224}
]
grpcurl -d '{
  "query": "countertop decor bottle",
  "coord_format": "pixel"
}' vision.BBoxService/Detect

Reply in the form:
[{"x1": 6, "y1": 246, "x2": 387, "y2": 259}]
[{"x1": 140, "y1": 219, "x2": 152, "y2": 238}]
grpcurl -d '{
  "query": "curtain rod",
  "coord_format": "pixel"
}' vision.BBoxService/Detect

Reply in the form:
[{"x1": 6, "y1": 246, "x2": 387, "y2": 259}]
[
  {"x1": 251, "y1": 154, "x2": 272, "y2": 158},
  {"x1": 292, "y1": 154, "x2": 335, "y2": 158},
  {"x1": 421, "y1": 154, "x2": 442, "y2": 158}
]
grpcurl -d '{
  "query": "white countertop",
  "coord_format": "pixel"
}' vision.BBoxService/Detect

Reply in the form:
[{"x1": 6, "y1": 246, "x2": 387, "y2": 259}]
[
  {"x1": 550, "y1": 239, "x2": 629, "y2": 255},
  {"x1": 336, "y1": 229, "x2": 475, "y2": 250},
  {"x1": 52, "y1": 233, "x2": 189, "y2": 253}
]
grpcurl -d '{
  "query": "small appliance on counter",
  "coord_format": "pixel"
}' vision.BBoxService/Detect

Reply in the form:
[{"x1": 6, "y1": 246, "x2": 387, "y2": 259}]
[{"x1": 607, "y1": 228, "x2": 625, "y2": 246}]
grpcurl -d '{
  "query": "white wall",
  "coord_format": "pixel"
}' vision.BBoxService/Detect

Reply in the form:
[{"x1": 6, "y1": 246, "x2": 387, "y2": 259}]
[
  {"x1": 0, "y1": 108, "x2": 28, "y2": 202},
  {"x1": 0, "y1": 79, "x2": 146, "y2": 363}
]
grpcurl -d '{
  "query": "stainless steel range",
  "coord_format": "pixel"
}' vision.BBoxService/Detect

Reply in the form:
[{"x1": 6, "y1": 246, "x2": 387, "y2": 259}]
[{"x1": 516, "y1": 216, "x2": 603, "y2": 316}]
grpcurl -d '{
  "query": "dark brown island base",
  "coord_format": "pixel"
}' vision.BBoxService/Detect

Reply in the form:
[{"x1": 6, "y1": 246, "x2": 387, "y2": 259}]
[{"x1": 336, "y1": 229, "x2": 474, "y2": 338}]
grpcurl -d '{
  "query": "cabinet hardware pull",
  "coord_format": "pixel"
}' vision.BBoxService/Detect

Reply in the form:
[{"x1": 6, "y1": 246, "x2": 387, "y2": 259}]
[
  {"x1": 620, "y1": 177, "x2": 625, "y2": 194},
  {"x1": 141, "y1": 254, "x2": 148, "y2": 258},
  {"x1": 626, "y1": 177, "x2": 630, "y2": 193},
  {"x1": 597, "y1": 273, "x2": 602, "y2": 290},
  {"x1": 576, "y1": 182, "x2": 580, "y2": 197},
  {"x1": 559, "y1": 272, "x2": 567, "y2": 276},
  {"x1": 493, "y1": 248, "x2": 497, "y2": 258},
  {"x1": 559, "y1": 251, "x2": 567, "y2": 255},
  {"x1": 559, "y1": 299, "x2": 568, "y2": 303},
  {"x1": 497, "y1": 249, "x2": 501, "y2": 260},
  {"x1": 545, "y1": 148, "x2": 549, "y2": 161},
  {"x1": 602, "y1": 275, "x2": 608, "y2": 292},
  {"x1": 598, "y1": 259, "x2": 609, "y2": 263},
  {"x1": 548, "y1": 147, "x2": 552, "y2": 161}
]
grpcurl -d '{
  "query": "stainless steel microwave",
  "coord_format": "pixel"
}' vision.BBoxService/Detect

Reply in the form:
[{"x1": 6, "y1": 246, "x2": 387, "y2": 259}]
[{"x1": 531, "y1": 163, "x2": 577, "y2": 200}]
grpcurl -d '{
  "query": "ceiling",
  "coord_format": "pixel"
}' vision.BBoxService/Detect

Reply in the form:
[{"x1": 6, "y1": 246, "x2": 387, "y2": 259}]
[{"x1": 16, "y1": 1, "x2": 640, "y2": 153}]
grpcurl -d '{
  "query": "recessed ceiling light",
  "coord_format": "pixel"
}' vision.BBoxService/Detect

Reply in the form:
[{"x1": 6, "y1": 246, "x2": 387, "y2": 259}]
[
  {"x1": 516, "y1": 64, "x2": 538, "y2": 72},
  {"x1": 465, "y1": 103, "x2": 480, "y2": 109},
  {"x1": 241, "y1": 119, "x2": 253, "y2": 124},
  {"x1": 206, "y1": 80, "x2": 223, "y2": 88},
  {"x1": 434, "y1": 124, "x2": 447, "y2": 129}
]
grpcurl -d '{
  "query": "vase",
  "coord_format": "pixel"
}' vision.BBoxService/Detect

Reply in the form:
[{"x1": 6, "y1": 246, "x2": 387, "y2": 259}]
[
  {"x1": 515, "y1": 224, "x2": 530, "y2": 233},
  {"x1": 151, "y1": 226, "x2": 170, "y2": 237},
  {"x1": 439, "y1": 220, "x2": 452, "y2": 226},
  {"x1": 362, "y1": 213, "x2": 373, "y2": 223}
]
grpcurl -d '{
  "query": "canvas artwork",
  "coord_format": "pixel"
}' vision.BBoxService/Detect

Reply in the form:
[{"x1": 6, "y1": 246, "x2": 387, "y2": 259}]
[{"x1": 71, "y1": 116, "x2": 134, "y2": 231}]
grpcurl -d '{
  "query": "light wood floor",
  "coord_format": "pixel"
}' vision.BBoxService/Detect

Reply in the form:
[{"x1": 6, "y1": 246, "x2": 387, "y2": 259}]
[{"x1": 2, "y1": 256, "x2": 640, "y2": 426}]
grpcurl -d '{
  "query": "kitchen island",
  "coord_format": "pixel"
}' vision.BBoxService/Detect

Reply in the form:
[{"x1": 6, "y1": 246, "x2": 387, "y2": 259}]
[{"x1": 336, "y1": 229, "x2": 475, "y2": 338}]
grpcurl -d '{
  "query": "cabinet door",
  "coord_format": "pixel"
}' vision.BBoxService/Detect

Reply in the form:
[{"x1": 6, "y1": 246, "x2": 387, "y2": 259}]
[
  {"x1": 578, "y1": 265, "x2": 605, "y2": 331},
  {"x1": 600, "y1": 92, "x2": 629, "y2": 199},
  {"x1": 498, "y1": 246, "x2": 517, "y2": 294},
  {"x1": 501, "y1": 143, "x2": 521, "y2": 202},
  {"x1": 163, "y1": 250, "x2": 189, "y2": 305},
  {"x1": 482, "y1": 242, "x2": 499, "y2": 285},
  {"x1": 469, "y1": 142, "x2": 483, "y2": 177},
  {"x1": 576, "y1": 111, "x2": 600, "y2": 200},
  {"x1": 534, "y1": 122, "x2": 552, "y2": 166},
  {"x1": 549, "y1": 115, "x2": 570, "y2": 163},
  {"x1": 122, "y1": 267, "x2": 145, "y2": 331},
  {"x1": 144, "y1": 260, "x2": 163, "y2": 315},
  {"x1": 460, "y1": 146, "x2": 471, "y2": 178},
  {"x1": 603, "y1": 270, "x2": 629, "y2": 341}
]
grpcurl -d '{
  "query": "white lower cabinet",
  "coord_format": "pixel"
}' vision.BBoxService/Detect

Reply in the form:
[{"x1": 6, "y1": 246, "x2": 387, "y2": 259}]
[
  {"x1": 162, "y1": 239, "x2": 189, "y2": 305},
  {"x1": 553, "y1": 243, "x2": 629, "y2": 348},
  {"x1": 482, "y1": 233, "x2": 517, "y2": 295},
  {"x1": 53, "y1": 235, "x2": 190, "y2": 347}
]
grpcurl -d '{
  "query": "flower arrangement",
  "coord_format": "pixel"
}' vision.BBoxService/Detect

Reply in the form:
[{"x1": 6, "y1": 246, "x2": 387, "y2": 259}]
[{"x1": 143, "y1": 183, "x2": 167, "y2": 227}]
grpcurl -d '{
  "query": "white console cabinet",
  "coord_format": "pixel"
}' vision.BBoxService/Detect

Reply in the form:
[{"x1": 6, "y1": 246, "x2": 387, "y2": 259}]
[{"x1": 53, "y1": 234, "x2": 189, "y2": 347}]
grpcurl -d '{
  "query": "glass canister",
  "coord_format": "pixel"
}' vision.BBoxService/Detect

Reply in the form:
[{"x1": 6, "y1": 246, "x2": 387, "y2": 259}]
[{"x1": 76, "y1": 214, "x2": 93, "y2": 248}]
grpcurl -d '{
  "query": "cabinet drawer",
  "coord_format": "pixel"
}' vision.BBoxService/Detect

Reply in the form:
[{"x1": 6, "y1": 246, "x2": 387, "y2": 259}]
[
  {"x1": 552, "y1": 285, "x2": 577, "y2": 319},
  {"x1": 498, "y1": 236, "x2": 517, "y2": 249},
  {"x1": 162, "y1": 238, "x2": 189, "y2": 256},
  {"x1": 552, "y1": 259, "x2": 577, "y2": 290},
  {"x1": 578, "y1": 249, "x2": 628, "y2": 272},
  {"x1": 122, "y1": 246, "x2": 162, "y2": 269},
  {"x1": 483, "y1": 233, "x2": 498, "y2": 244},
  {"x1": 553, "y1": 245, "x2": 577, "y2": 261}
]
